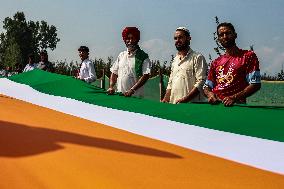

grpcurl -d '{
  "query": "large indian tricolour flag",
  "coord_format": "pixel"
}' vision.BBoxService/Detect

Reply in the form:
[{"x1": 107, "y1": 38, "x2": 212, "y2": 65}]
[{"x1": 1, "y1": 70, "x2": 284, "y2": 189}]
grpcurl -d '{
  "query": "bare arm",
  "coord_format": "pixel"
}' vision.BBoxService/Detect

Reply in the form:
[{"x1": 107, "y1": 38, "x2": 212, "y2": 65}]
[
  {"x1": 161, "y1": 89, "x2": 171, "y2": 103},
  {"x1": 124, "y1": 74, "x2": 150, "y2": 97},
  {"x1": 161, "y1": 65, "x2": 174, "y2": 103},
  {"x1": 175, "y1": 87, "x2": 200, "y2": 104},
  {"x1": 223, "y1": 83, "x2": 261, "y2": 106},
  {"x1": 107, "y1": 73, "x2": 118, "y2": 94},
  {"x1": 203, "y1": 86, "x2": 220, "y2": 104}
]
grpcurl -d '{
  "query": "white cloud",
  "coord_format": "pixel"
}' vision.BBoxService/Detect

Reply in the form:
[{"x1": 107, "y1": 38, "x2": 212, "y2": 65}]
[
  {"x1": 141, "y1": 38, "x2": 175, "y2": 64},
  {"x1": 255, "y1": 46, "x2": 284, "y2": 75},
  {"x1": 98, "y1": 44, "x2": 124, "y2": 61},
  {"x1": 93, "y1": 39, "x2": 175, "y2": 65},
  {"x1": 260, "y1": 46, "x2": 274, "y2": 55}
]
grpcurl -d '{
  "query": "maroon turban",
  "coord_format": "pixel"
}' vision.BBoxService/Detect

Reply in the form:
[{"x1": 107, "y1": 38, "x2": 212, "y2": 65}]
[{"x1": 122, "y1": 27, "x2": 140, "y2": 42}]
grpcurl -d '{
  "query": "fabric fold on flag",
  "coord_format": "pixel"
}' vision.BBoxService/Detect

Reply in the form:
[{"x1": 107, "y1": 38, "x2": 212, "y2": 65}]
[{"x1": 1, "y1": 70, "x2": 284, "y2": 178}]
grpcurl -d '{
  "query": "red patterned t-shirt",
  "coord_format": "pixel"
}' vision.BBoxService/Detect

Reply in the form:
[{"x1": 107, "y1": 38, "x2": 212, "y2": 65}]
[{"x1": 205, "y1": 49, "x2": 261, "y2": 101}]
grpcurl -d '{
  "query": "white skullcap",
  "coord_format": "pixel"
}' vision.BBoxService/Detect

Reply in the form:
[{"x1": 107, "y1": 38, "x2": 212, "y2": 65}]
[{"x1": 176, "y1": 26, "x2": 190, "y2": 36}]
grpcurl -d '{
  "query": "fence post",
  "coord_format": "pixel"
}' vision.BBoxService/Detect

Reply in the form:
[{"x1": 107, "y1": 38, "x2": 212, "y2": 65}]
[
  {"x1": 100, "y1": 68, "x2": 106, "y2": 90},
  {"x1": 159, "y1": 68, "x2": 166, "y2": 101}
]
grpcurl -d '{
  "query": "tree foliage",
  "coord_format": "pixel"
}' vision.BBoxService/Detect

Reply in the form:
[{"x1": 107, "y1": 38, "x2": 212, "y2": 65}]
[
  {"x1": 2, "y1": 37, "x2": 22, "y2": 69},
  {"x1": 0, "y1": 12, "x2": 60, "y2": 69},
  {"x1": 213, "y1": 16, "x2": 225, "y2": 57},
  {"x1": 52, "y1": 57, "x2": 172, "y2": 80}
]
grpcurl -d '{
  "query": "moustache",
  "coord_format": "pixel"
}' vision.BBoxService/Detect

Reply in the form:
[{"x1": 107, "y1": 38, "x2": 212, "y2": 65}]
[{"x1": 126, "y1": 44, "x2": 138, "y2": 49}]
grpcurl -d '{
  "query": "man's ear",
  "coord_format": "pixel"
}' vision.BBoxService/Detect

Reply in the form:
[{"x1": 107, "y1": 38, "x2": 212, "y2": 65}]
[
  {"x1": 187, "y1": 36, "x2": 191, "y2": 43},
  {"x1": 217, "y1": 36, "x2": 221, "y2": 43}
]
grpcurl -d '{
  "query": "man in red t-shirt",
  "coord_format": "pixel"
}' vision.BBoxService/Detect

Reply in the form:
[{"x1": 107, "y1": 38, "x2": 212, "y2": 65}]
[{"x1": 203, "y1": 22, "x2": 261, "y2": 106}]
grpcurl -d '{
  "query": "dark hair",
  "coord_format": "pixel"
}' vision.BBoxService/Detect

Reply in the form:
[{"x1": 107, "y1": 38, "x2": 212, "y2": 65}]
[
  {"x1": 40, "y1": 50, "x2": 48, "y2": 55},
  {"x1": 28, "y1": 53, "x2": 35, "y2": 60},
  {"x1": 217, "y1": 22, "x2": 236, "y2": 35},
  {"x1": 78, "y1": 46, "x2": 89, "y2": 52}
]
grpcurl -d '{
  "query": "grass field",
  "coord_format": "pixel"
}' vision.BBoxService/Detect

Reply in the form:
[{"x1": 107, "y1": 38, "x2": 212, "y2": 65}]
[{"x1": 247, "y1": 81, "x2": 284, "y2": 106}]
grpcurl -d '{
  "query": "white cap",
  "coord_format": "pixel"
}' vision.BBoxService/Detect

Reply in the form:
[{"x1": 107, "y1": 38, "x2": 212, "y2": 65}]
[{"x1": 176, "y1": 26, "x2": 190, "y2": 36}]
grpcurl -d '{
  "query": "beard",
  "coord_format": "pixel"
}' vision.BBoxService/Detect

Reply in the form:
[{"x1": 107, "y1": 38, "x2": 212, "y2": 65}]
[
  {"x1": 220, "y1": 39, "x2": 236, "y2": 48},
  {"x1": 126, "y1": 44, "x2": 139, "y2": 51},
  {"x1": 175, "y1": 41, "x2": 190, "y2": 51}
]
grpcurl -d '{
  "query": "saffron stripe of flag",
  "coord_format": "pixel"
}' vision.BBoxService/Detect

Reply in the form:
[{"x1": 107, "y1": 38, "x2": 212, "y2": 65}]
[{"x1": 1, "y1": 95, "x2": 284, "y2": 189}]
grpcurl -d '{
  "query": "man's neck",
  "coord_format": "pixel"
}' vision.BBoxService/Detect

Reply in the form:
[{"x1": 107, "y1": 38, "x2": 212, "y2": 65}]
[
  {"x1": 81, "y1": 57, "x2": 88, "y2": 62},
  {"x1": 225, "y1": 45, "x2": 240, "y2": 56},
  {"x1": 178, "y1": 47, "x2": 190, "y2": 59},
  {"x1": 127, "y1": 48, "x2": 138, "y2": 55}
]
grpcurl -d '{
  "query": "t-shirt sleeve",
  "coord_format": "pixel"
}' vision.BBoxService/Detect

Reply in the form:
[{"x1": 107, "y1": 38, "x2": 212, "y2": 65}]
[
  {"x1": 245, "y1": 51, "x2": 261, "y2": 84},
  {"x1": 204, "y1": 60, "x2": 216, "y2": 89}
]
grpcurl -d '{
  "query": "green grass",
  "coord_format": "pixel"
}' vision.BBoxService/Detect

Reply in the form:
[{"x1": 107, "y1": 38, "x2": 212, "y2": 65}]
[{"x1": 247, "y1": 81, "x2": 284, "y2": 106}]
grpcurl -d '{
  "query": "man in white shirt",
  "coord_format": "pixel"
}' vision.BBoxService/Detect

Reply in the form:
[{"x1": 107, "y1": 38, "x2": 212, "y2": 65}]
[
  {"x1": 23, "y1": 54, "x2": 37, "y2": 72},
  {"x1": 37, "y1": 50, "x2": 55, "y2": 72},
  {"x1": 107, "y1": 27, "x2": 151, "y2": 97},
  {"x1": 76, "y1": 46, "x2": 96, "y2": 83},
  {"x1": 161, "y1": 27, "x2": 207, "y2": 104}
]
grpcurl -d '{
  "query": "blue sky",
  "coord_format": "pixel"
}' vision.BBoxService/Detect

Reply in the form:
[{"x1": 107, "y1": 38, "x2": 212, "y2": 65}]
[{"x1": 1, "y1": 0, "x2": 284, "y2": 75}]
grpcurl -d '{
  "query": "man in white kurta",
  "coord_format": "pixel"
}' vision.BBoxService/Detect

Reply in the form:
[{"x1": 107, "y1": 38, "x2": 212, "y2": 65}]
[
  {"x1": 110, "y1": 50, "x2": 151, "y2": 97},
  {"x1": 23, "y1": 54, "x2": 37, "y2": 72},
  {"x1": 107, "y1": 27, "x2": 151, "y2": 98},
  {"x1": 162, "y1": 27, "x2": 207, "y2": 104},
  {"x1": 23, "y1": 63, "x2": 37, "y2": 72}
]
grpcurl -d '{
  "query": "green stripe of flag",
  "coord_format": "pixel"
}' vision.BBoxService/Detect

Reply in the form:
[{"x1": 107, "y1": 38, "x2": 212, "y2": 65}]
[{"x1": 9, "y1": 69, "x2": 284, "y2": 142}]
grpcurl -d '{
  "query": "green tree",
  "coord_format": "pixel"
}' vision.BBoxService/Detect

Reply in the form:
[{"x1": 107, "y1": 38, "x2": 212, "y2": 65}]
[
  {"x1": 0, "y1": 12, "x2": 60, "y2": 70},
  {"x1": 213, "y1": 16, "x2": 225, "y2": 56},
  {"x1": 277, "y1": 64, "x2": 284, "y2": 81},
  {"x1": 2, "y1": 37, "x2": 22, "y2": 69}
]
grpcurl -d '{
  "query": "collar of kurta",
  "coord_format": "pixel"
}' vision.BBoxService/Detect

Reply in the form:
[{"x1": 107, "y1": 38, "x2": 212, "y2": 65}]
[
  {"x1": 81, "y1": 58, "x2": 90, "y2": 63},
  {"x1": 176, "y1": 48, "x2": 193, "y2": 66},
  {"x1": 125, "y1": 47, "x2": 149, "y2": 78},
  {"x1": 177, "y1": 47, "x2": 193, "y2": 60},
  {"x1": 127, "y1": 49, "x2": 137, "y2": 56},
  {"x1": 80, "y1": 59, "x2": 90, "y2": 68}
]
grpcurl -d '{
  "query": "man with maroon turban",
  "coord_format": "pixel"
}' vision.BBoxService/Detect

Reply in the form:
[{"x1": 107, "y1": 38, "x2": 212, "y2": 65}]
[{"x1": 107, "y1": 27, "x2": 151, "y2": 97}]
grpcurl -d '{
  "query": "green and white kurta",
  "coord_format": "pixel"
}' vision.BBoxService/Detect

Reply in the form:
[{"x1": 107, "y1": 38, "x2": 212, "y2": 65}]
[{"x1": 110, "y1": 48, "x2": 151, "y2": 97}]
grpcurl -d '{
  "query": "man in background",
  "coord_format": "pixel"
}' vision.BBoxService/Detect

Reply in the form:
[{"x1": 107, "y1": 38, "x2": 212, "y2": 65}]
[
  {"x1": 76, "y1": 46, "x2": 97, "y2": 83},
  {"x1": 23, "y1": 54, "x2": 37, "y2": 72},
  {"x1": 37, "y1": 50, "x2": 55, "y2": 72}
]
